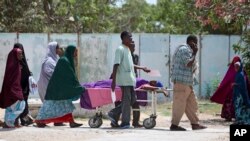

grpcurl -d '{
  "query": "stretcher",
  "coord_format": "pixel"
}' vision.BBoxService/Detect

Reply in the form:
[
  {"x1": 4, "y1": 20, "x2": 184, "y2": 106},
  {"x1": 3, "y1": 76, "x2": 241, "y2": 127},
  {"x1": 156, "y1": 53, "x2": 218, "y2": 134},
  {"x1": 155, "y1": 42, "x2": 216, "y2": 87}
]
[
  {"x1": 80, "y1": 79, "x2": 148, "y2": 128},
  {"x1": 80, "y1": 79, "x2": 172, "y2": 129},
  {"x1": 135, "y1": 84, "x2": 172, "y2": 129}
]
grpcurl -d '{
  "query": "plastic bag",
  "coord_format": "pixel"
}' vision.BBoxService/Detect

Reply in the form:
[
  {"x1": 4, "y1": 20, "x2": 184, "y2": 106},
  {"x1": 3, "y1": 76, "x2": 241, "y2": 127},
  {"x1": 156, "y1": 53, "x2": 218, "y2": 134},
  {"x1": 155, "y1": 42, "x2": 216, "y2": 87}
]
[
  {"x1": 111, "y1": 91, "x2": 116, "y2": 103},
  {"x1": 29, "y1": 76, "x2": 38, "y2": 95}
]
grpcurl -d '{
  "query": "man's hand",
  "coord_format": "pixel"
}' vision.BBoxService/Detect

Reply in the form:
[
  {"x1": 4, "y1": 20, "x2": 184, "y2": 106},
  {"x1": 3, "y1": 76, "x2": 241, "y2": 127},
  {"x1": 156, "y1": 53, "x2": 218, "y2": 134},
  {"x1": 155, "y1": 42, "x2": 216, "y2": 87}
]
[
  {"x1": 143, "y1": 67, "x2": 151, "y2": 73},
  {"x1": 190, "y1": 42, "x2": 198, "y2": 55}
]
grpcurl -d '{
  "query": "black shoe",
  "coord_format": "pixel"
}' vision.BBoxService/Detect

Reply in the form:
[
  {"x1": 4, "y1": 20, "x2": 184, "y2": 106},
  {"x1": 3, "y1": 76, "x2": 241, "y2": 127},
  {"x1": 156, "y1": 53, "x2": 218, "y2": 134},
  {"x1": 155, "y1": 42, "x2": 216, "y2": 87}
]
[
  {"x1": 21, "y1": 120, "x2": 34, "y2": 126},
  {"x1": 21, "y1": 115, "x2": 34, "y2": 126},
  {"x1": 120, "y1": 123, "x2": 130, "y2": 129},
  {"x1": 170, "y1": 124, "x2": 186, "y2": 131},
  {"x1": 110, "y1": 122, "x2": 120, "y2": 128},
  {"x1": 225, "y1": 118, "x2": 232, "y2": 122},
  {"x1": 70, "y1": 122, "x2": 82, "y2": 128},
  {"x1": 54, "y1": 123, "x2": 66, "y2": 126},
  {"x1": 35, "y1": 123, "x2": 47, "y2": 128},
  {"x1": 107, "y1": 112, "x2": 119, "y2": 127},
  {"x1": 132, "y1": 123, "x2": 143, "y2": 128}
]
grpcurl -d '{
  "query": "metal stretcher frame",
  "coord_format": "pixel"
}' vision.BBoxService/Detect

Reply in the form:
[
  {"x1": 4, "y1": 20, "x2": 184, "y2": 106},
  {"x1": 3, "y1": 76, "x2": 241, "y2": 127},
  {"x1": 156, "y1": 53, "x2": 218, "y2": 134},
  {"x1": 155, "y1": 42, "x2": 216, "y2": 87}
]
[
  {"x1": 135, "y1": 88, "x2": 173, "y2": 129},
  {"x1": 87, "y1": 87, "x2": 173, "y2": 129},
  {"x1": 80, "y1": 79, "x2": 149, "y2": 128}
]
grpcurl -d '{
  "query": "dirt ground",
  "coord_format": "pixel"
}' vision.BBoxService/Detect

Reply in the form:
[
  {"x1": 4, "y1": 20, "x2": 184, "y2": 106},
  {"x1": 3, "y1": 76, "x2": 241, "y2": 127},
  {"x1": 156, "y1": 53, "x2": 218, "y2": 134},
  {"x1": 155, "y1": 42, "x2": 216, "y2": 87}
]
[{"x1": 0, "y1": 107, "x2": 230, "y2": 141}]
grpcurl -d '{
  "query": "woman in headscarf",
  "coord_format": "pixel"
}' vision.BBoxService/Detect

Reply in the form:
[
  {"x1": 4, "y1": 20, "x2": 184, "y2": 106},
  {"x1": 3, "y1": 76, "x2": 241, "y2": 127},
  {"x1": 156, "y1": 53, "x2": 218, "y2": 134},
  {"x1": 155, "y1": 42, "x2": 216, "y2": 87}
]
[
  {"x1": 0, "y1": 48, "x2": 26, "y2": 128},
  {"x1": 35, "y1": 45, "x2": 84, "y2": 128},
  {"x1": 210, "y1": 56, "x2": 250, "y2": 121},
  {"x1": 37, "y1": 42, "x2": 65, "y2": 126},
  {"x1": 37, "y1": 42, "x2": 60, "y2": 102},
  {"x1": 13, "y1": 43, "x2": 33, "y2": 126},
  {"x1": 233, "y1": 61, "x2": 250, "y2": 125}
]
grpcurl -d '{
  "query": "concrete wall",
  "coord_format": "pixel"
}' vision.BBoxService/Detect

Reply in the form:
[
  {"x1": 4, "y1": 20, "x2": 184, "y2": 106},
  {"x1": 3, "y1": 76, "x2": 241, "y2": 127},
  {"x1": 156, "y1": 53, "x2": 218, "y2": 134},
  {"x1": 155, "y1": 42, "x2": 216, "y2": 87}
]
[{"x1": 0, "y1": 33, "x2": 242, "y2": 99}]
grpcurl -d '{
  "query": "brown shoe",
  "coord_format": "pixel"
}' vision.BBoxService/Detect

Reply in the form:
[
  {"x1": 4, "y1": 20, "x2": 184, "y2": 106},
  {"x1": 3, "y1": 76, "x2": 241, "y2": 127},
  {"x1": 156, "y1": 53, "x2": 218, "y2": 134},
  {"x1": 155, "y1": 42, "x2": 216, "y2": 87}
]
[
  {"x1": 70, "y1": 122, "x2": 82, "y2": 128},
  {"x1": 192, "y1": 124, "x2": 207, "y2": 130},
  {"x1": 0, "y1": 120, "x2": 4, "y2": 127},
  {"x1": 132, "y1": 123, "x2": 143, "y2": 128},
  {"x1": 2, "y1": 122, "x2": 12, "y2": 128},
  {"x1": 170, "y1": 124, "x2": 186, "y2": 131}
]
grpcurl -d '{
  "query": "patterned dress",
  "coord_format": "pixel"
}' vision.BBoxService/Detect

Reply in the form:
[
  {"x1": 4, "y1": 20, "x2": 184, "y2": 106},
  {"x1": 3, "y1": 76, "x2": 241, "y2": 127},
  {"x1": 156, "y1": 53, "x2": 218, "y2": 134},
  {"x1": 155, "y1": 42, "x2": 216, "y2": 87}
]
[{"x1": 233, "y1": 65, "x2": 250, "y2": 125}]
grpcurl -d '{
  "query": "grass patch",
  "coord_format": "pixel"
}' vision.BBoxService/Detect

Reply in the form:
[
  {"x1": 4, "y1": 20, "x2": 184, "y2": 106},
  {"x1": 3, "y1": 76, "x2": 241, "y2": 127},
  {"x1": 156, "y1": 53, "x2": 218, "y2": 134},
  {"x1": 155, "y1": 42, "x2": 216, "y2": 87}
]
[
  {"x1": 142, "y1": 100, "x2": 222, "y2": 117},
  {"x1": 198, "y1": 100, "x2": 222, "y2": 115}
]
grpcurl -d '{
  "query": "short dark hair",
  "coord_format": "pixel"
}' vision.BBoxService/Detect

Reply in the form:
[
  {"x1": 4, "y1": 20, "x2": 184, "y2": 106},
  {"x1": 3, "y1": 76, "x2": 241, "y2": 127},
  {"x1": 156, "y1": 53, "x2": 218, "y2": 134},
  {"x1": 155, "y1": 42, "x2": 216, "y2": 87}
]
[
  {"x1": 186, "y1": 35, "x2": 197, "y2": 43},
  {"x1": 120, "y1": 31, "x2": 130, "y2": 40}
]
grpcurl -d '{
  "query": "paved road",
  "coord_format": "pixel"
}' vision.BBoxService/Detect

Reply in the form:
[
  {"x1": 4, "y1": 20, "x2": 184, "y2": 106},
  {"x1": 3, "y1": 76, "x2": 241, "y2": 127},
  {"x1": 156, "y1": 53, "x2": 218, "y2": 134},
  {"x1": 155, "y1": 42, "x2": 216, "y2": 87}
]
[{"x1": 0, "y1": 120, "x2": 229, "y2": 141}]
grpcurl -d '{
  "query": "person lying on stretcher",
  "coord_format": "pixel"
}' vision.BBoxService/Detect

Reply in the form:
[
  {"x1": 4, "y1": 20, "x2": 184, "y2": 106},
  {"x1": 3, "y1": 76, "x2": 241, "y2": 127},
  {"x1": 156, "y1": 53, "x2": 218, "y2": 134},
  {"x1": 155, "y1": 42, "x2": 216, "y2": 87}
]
[{"x1": 135, "y1": 80, "x2": 169, "y2": 97}]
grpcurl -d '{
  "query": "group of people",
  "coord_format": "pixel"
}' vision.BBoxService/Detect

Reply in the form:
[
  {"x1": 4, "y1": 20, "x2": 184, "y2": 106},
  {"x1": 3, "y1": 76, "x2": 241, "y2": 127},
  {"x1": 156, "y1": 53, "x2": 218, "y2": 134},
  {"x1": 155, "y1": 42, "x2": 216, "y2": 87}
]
[
  {"x1": 0, "y1": 31, "x2": 249, "y2": 130},
  {"x1": 0, "y1": 43, "x2": 33, "y2": 128},
  {"x1": 0, "y1": 42, "x2": 84, "y2": 128},
  {"x1": 211, "y1": 56, "x2": 250, "y2": 125},
  {"x1": 107, "y1": 32, "x2": 206, "y2": 130}
]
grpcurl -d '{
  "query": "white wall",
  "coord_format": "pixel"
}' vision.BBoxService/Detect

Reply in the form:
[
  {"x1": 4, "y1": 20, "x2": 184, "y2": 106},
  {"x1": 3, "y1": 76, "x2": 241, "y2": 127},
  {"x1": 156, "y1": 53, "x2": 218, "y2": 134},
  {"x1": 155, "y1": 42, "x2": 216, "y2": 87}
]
[{"x1": 0, "y1": 33, "x2": 242, "y2": 98}]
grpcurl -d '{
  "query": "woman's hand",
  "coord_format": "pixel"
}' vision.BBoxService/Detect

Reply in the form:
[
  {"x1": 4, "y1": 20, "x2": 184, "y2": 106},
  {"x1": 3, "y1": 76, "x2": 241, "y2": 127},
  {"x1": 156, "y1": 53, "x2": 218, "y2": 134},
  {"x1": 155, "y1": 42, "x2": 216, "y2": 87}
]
[{"x1": 231, "y1": 83, "x2": 237, "y2": 88}]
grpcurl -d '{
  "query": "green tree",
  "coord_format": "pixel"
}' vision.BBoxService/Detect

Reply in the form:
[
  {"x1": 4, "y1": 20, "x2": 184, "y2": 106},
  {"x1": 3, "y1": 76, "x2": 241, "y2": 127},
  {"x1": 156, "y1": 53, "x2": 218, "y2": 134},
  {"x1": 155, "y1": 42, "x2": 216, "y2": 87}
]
[
  {"x1": 111, "y1": 0, "x2": 154, "y2": 32},
  {"x1": 153, "y1": 0, "x2": 202, "y2": 34},
  {"x1": 42, "y1": 0, "x2": 118, "y2": 33},
  {"x1": 195, "y1": 0, "x2": 249, "y2": 34},
  {"x1": 195, "y1": 0, "x2": 250, "y2": 73},
  {"x1": 0, "y1": 0, "x2": 45, "y2": 32}
]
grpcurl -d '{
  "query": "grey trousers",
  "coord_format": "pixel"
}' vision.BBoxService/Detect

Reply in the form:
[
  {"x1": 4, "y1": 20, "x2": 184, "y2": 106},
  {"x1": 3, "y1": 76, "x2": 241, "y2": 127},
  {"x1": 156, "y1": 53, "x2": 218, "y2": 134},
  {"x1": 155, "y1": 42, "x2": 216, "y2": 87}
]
[{"x1": 109, "y1": 86, "x2": 136, "y2": 125}]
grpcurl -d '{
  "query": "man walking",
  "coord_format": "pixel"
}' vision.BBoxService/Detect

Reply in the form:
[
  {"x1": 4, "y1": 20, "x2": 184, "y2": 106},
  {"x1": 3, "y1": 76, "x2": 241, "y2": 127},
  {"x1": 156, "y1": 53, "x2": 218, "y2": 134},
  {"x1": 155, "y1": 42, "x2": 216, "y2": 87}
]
[{"x1": 170, "y1": 35, "x2": 206, "y2": 131}]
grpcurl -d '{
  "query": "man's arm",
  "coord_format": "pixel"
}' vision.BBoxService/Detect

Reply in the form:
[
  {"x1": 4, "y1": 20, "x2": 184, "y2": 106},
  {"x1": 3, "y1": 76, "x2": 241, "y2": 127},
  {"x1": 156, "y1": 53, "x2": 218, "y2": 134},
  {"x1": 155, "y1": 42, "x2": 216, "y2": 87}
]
[
  {"x1": 186, "y1": 53, "x2": 197, "y2": 67},
  {"x1": 111, "y1": 64, "x2": 119, "y2": 91},
  {"x1": 134, "y1": 65, "x2": 150, "y2": 73}
]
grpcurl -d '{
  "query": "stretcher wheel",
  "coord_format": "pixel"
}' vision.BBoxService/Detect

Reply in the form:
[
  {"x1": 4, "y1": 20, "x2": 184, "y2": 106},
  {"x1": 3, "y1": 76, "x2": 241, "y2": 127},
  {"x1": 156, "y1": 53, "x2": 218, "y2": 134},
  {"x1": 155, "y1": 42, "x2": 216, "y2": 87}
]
[
  {"x1": 88, "y1": 116, "x2": 103, "y2": 128},
  {"x1": 143, "y1": 118, "x2": 156, "y2": 129}
]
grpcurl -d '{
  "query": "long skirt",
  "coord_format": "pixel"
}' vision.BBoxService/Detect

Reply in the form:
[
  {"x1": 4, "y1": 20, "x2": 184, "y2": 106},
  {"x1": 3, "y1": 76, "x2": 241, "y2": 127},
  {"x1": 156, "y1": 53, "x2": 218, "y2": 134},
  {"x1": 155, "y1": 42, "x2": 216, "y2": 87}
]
[
  {"x1": 221, "y1": 93, "x2": 235, "y2": 120},
  {"x1": 4, "y1": 100, "x2": 25, "y2": 127},
  {"x1": 234, "y1": 94, "x2": 250, "y2": 125},
  {"x1": 35, "y1": 100, "x2": 75, "y2": 124}
]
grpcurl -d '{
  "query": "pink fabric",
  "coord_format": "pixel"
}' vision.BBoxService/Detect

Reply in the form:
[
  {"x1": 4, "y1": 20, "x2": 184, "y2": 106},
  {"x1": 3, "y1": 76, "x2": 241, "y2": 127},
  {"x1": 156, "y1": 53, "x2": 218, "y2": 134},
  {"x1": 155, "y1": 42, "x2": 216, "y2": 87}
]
[
  {"x1": 86, "y1": 88, "x2": 122, "y2": 108},
  {"x1": 210, "y1": 56, "x2": 240, "y2": 104}
]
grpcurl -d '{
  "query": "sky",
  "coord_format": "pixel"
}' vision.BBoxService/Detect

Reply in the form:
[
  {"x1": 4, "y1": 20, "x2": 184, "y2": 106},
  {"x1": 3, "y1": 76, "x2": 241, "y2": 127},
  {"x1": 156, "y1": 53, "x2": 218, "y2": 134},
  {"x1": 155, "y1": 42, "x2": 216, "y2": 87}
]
[
  {"x1": 146, "y1": 0, "x2": 157, "y2": 5},
  {"x1": 116, "y1": 0, "x2": 157, "y2": 7}
]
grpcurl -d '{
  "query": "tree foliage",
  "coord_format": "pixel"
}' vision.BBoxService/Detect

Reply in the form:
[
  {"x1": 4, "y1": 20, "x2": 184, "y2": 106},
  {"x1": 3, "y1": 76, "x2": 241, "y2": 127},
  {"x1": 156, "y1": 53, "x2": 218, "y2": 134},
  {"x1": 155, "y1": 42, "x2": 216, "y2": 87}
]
[
  {"x1": 0, "y1": 0, "x2": 249, "y2": 35},
  {"x1": 194, "y1": 0, "x2": 250, "y2": 73},
  {"x1": 0, "y1": 0, "x2": 203, "y2": 34},
  {"x1": 195, "y1": 0, "x2": 250, "y2": 34},
  {"x1": 154, "y1": 0, "x2": 202, "y2": 34}
]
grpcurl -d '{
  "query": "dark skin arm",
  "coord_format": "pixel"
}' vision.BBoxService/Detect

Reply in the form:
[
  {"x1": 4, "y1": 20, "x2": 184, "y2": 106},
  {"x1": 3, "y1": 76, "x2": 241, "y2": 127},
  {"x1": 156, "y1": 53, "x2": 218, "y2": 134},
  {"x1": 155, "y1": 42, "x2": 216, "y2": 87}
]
[
  {"x1": 111, "y1": 64, "x2": 150, "y2": 91},
  {"x1": 111, "y1": 64, "x2": 119, "y2": 91},
  {"x1": 134, "y1": 65, "x2": 151, "y2": 73}
]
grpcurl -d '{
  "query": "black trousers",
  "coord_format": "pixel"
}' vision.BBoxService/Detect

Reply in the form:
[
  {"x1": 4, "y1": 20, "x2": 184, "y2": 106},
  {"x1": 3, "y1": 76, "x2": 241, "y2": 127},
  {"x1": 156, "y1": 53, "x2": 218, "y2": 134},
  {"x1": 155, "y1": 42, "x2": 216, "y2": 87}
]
[{"x1": 114, "y1": 99, "x2": 140, "y2": 125}]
